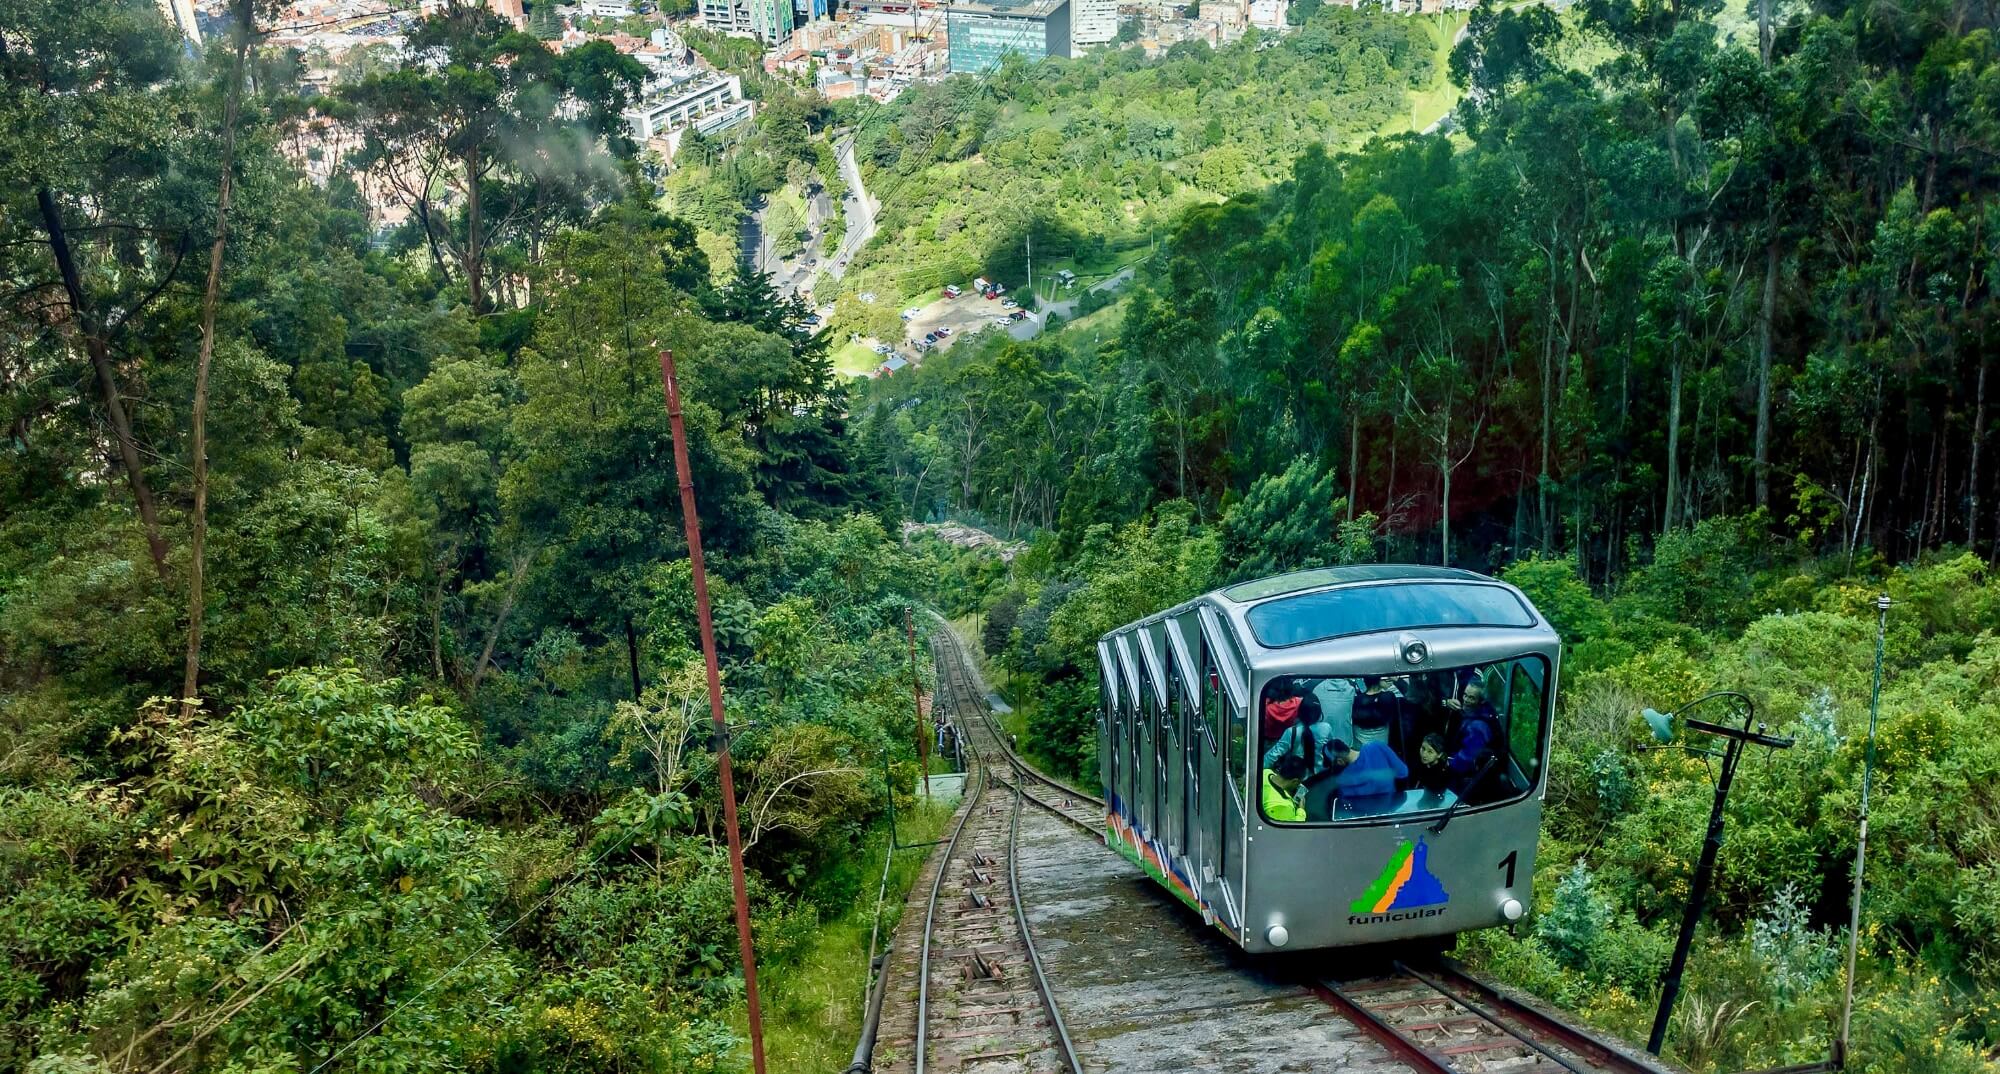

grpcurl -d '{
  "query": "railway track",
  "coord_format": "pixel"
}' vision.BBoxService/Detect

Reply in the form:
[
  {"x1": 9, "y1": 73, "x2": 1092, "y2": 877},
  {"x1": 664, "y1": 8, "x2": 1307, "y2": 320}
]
[
  {"x1": 860, "y1": 618, "x2": 1680, "y2": 1074},
  {"x1": 867, "y1": 626, "x2": 1083, "y2": 1074},
  {"x1": 930, "y1": 623, "x2": 1105, "y2": 839},
  {"x1": 1316, "y1": 960, "x2": 1670, "y2": 1074}
]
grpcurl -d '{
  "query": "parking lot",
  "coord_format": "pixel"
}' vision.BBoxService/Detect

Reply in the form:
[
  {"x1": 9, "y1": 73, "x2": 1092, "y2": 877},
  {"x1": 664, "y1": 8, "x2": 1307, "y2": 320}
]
[{"x1": 903, "y1": 291, "x2": 1036, "y2": 353}]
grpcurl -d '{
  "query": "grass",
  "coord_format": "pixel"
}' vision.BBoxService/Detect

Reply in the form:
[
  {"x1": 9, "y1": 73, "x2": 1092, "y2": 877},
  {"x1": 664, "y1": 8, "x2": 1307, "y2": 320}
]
[
  {"x1": 832, "y1": 337, "x2": 881, "y2": 377},
  {"x1": 1366, "y1": 12, "x2": 1470, "y2": 141},
  {"x1": 760, "y1": 798, "x2": 957, "y2": 1073},
  {"x1": 1048, "y1": 294, "x2": 1132, "y2": 352}
]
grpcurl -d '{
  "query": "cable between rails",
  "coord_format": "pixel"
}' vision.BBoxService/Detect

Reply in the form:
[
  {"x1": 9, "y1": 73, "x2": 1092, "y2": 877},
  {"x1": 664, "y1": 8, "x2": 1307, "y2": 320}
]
[{"x1": 1007, "y1": 764, "x2": 1084, "y2": 1074}]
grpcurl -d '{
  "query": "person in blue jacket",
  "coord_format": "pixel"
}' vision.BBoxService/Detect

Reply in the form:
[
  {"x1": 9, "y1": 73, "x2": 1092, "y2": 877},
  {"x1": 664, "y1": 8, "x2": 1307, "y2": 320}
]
[{"x1": 1332, "y1": 741, "x2": 1409, "y2": 812}]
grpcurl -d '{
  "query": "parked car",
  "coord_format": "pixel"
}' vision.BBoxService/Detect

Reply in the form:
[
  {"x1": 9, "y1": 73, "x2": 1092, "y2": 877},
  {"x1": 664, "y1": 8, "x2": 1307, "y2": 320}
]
[
  {"x1": 936, "y1": 326, "x2": 952, "y2": 337},
  {"x1": 1009, "y1": 310, "x2": 1028, "y2": 321},
  {"x1": 924, "y1": 332, "x2": 938, "y2": 343},
  {"x1": 943, "y1": 285, "x2": 961, "y2": 298},
  {"x1": 1001, "y1": 298, "x2": 1018, "y2": 309},
  {"x1": 902, "y1": 307, "x2": 921, "y2": 320},
  {"x1": 873, "y1": 343, "x2": 893, "y2": 354},
  {"x1": 994, "y1": 317, "x2": 1013, "y2": 328}
]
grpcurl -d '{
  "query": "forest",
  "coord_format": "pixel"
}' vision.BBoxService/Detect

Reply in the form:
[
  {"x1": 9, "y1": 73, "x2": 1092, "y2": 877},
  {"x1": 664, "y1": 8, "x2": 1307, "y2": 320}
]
[
  {"x1": 829, "y1": 7, "x2": 1449, "y2": 312},
  {"x1": 1, "y1": 2, "x2": 936, "y2": 1070},
  {"x1": 859, "y1": 0, "x2": 2000, "y2": 1064},
  {"x1": 5, "y1": 0, "x2": 2000, "y2": 1066}
]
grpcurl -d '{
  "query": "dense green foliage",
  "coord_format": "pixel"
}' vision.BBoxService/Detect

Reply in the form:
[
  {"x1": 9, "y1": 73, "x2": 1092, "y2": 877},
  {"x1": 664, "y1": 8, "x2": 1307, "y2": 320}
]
[
  {"x1": 859, "y1": 0, "x2": 2000, "y2": 1065},
  {"x1": 0, "y1": 2, "x2": 926, "y2": 1070},
  {"x1": 832, "y1": 9, "x2": 1447, "y2": 306},
  {"x1": 867, "y1": 0, "x2": 2000, "y2": 577},
  {"x1": 10, "y1": 0, "x2": 2000, "y2": 1065}
]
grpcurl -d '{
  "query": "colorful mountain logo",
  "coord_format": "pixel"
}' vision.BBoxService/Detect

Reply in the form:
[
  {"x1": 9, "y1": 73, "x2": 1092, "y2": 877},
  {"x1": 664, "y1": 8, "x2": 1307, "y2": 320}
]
[{"x1": 1349, "y1": 837, "x2": 1450, "y2": 917}]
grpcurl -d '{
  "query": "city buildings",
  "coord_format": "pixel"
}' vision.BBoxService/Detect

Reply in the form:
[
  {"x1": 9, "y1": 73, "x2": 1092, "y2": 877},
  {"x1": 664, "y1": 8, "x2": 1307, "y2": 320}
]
[
  {"x1": 622, "y1": 71, "x2": 753, "y2": 144},
  {"x1": 945, "y1": 0, "x2": 1070, "y2": 73},
  {"x1": 1070, "y1": 0, "x2": 1115, "y2": 46}
]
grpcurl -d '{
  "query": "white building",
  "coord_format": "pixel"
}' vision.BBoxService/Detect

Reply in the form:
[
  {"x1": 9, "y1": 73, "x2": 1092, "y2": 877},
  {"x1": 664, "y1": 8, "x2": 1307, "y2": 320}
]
[
  {"x1": 156, "y1": 0, "x2": 201, "y2": 42},
  {"x1": 1247, "y1": 0, "x2": 1288, "y2": 27},
  {"x1": 623, "y1": 72, "x2": 753, "y2": 141},
  {"x1": 700, "y1": 0, "x2": 756, "y2": 34},
  {"x1": 1071, "y1": 0, "x2": 1116, "y2": 44},
  {"x1": 578, "y1": 0, "x2": 634, "y2": 15}
]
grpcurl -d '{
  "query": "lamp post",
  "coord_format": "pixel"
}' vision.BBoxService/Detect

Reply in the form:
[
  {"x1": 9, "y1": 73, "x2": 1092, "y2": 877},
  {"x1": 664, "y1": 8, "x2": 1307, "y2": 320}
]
[
  {"x1": 1835, "y1": 594, "x2": 1892, "y2": 1068},
  {"x1": 1640, "y1": 690, "x2": 1793, "y2": 1057}
]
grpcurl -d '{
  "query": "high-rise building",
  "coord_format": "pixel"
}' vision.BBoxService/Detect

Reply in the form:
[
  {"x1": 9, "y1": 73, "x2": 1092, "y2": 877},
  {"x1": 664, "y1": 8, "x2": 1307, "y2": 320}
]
[
  {"x1": 748, "y1": 0, "x2": 796, "y2": 42},
  {"x1": 945, "y1": 0, "x2": 1070, "y2": 73},
  {"x1": 488, "y1": 0, "x2": 527, "y2": 29},
  {"x1": 701, "y1": 0, "x2": 755, "y2": 34},
  {"x1": 155, "y1": 0, "x2": 201, "y2": 44},
  {"x1": 1070, "y1": 0, "x2": 1114, "y2": 45}
]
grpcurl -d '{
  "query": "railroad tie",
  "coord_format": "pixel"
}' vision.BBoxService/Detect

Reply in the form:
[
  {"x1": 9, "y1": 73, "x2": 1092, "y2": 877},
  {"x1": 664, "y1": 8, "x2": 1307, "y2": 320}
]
[{"x1": 962, "y1": 950, "x2": 999, "y2": 980}]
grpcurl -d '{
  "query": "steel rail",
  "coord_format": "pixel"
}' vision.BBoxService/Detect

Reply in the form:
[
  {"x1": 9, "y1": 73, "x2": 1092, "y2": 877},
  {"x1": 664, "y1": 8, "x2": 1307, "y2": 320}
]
[
  {"x1": 1431, "y1": 960, "x2": 1673, "y2": 1074},
  {"x1": 912, "y1": 691, "x2": 987, "y2": 1074},
  {"x1": 911, "y1": 619, "x2": 1083, "y2": 1074},
  {"x1": 1395, "y1": 961, "x2": 1596, "y2": 1074},
  {"x1": 1007, "y1": 762, "x2": 1085, "y2": 1074},
  {"x1": 927, "y1": 625, "x2": 1102, "y2": 840},
  {"x1": 927, "y1": 613, "x2": 1104, "y2": 809},
  {"x1": 1310, "y1": 980, "x2": 1454, "y2": 1074}
]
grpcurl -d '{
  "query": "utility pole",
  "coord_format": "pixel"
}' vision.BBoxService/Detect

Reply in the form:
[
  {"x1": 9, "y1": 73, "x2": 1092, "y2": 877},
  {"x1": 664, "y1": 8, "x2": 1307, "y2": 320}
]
[
  {"x1": 908, "y1": 605, "x2": 930, "y2": 800},
  {"x1": 1836, "y1": 595, "x2": 1892, "y2": 1068},
  {"x1": 1641, "y1": 692, "x2": 1793, "y2": 1057},
  {"x1": 657, "y1": 350, "x2": 768, "y2": 1074},
  {"x1": 1025, "y1": 231, "x2": 1033, "y2": 306}
]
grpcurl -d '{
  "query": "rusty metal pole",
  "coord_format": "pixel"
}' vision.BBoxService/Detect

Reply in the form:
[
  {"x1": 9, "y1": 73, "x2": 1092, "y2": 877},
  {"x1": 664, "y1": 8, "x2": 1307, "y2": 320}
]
[
  {"x1": 658, "y1": 350, "x2": 768, "y2": 1074},
  {"x1": 908, "y1": 605, "x2": 930, "y2": 800}
]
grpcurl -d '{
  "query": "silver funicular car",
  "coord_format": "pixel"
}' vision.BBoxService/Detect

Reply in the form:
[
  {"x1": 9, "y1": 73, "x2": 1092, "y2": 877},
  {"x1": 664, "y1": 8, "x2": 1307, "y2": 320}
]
[{"x1": 1096, "y1": 565, "x2": 1559, "y2": 952}]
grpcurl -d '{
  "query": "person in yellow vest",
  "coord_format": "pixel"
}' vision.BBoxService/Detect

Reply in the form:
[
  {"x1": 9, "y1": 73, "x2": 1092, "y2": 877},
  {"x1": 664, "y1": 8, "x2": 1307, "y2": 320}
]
[{"x1": 1261, "y1": 751, "x2": 1310, "y2": 823}]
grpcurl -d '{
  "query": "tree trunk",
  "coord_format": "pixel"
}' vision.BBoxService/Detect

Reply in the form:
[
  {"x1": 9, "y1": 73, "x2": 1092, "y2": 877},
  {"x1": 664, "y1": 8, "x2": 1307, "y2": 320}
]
[
  {"x1": 625, "y1": 616, "x2": 642, "y2": 701},
  {"x1": 1539, "y1": 318, "x2": 1553, "y2": 549},
  {"x1": 1973, "y1": 355, "x2": 1988, "y2": 551},
  {"x1": 469, "y1": 548, "x2": 533, "y2": 693},
  {"x1": 1440, "y1": 450, "x2": 1453, "y2": 566},
  {"x1": 464, "y1": 142, "x2": 485, "y2": 312},
  {"x1": 1664, "y1": 357, "x2": 1683, "y2": 533},
  {"x1": 35, "y1": 187, "x2": 171, "y2": 578},
  {"x1": 1755, "y1": 238, "x2": 1776, "y2": 509},
  {"x1": 1347, "y1": 409, "x2": 1359, "y2": 522},
  {"x1": 182, "y1": 0, "x2": 254, "y2": 719}
]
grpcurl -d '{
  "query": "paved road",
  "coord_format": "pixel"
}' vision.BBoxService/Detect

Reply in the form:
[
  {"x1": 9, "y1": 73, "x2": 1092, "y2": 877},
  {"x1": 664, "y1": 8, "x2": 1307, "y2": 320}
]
[
  {"x1": 823, "y1": 134, "x2": 877, "y2": 285},
  {"x1": 1038, "y1": 264, "x2": 1140, "y2": 322}
]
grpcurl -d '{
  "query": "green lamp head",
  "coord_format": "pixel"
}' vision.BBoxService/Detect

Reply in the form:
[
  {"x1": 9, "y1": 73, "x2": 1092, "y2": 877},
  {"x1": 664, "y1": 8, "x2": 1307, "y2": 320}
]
[{"x1": 1642, "y1": 707, "x2": 1675, "y2": 743}]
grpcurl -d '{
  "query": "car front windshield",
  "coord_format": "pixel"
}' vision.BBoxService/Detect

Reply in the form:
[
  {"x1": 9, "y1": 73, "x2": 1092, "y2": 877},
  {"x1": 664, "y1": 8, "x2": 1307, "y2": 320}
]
[{"x1": 1254, "y1": 656, "x2": 1550, "y2": 825}]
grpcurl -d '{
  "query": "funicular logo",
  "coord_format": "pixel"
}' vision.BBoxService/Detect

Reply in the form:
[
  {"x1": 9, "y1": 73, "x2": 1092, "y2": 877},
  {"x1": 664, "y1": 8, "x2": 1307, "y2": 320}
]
[{"x1": 1348, "y1": 837, "x2": 1450, "y2": 924}]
